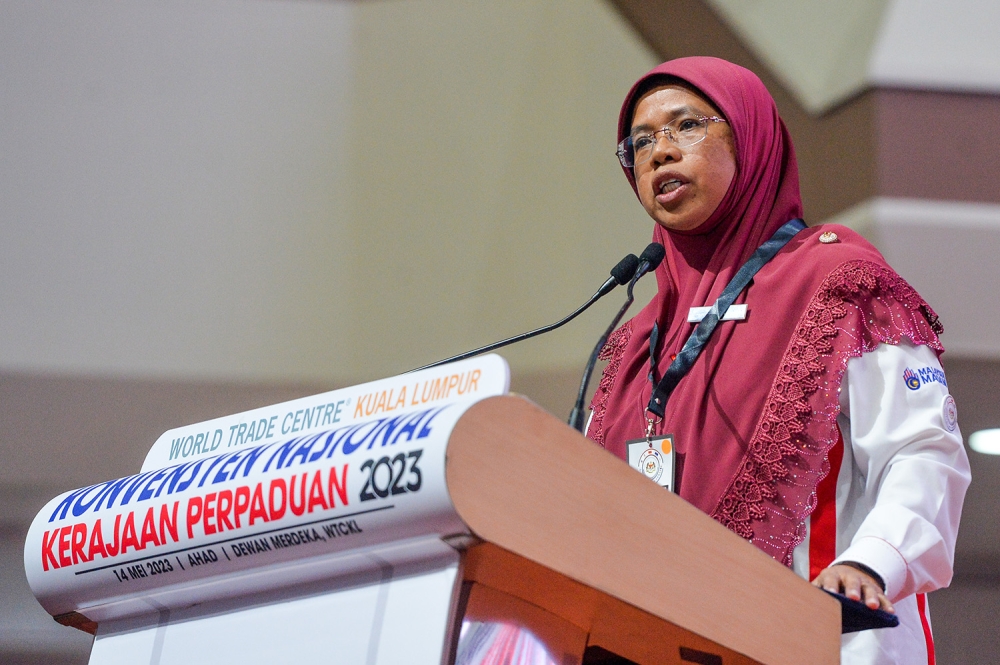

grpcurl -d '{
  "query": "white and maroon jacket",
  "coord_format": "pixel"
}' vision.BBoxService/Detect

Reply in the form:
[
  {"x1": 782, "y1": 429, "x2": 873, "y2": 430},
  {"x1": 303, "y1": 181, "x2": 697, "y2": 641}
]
[{"x1": 792, "y1": 340, "x2": 971, "y2": 664}]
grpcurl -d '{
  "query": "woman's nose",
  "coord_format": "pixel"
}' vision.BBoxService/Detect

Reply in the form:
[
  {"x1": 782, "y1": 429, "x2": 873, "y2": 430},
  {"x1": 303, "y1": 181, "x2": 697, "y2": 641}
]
[{"x1": 649, "y1": 132, "x2": 680, "y2": 166}]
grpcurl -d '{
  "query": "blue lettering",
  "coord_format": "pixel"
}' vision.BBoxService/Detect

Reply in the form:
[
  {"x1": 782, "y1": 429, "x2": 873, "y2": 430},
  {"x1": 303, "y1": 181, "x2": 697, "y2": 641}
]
[
  {"x1": 138, "y1": 470, "x2": 168, "y2": 502},
  {"x1": 341, "y1": 420, "x2": 383, "y2": 455},
  {"x1": 230, "y1": 443, "x2": 271, "y2": 479},
  {"x1": 262, "y1": 435, "x2": 307, "y2": 473},
  {"x1": 173, "y1": 459, "x2": 207, "y2": 493},
  {"x1": 197, "y1": 453, "x2": 234, "y2": 488},
  {"x1": 49, "y1": 483, "x2": 105, "y2": 522},
  {"x1": 95, "y1": 475, "x2": 141, "y2": 512},
  {"x1": 312, "y1": 427, "x2": 350, "y2": 462},
  {"x1": 120, "y1": 470, "x2": 160, "y2": 506},
  {"x1": 365, "y1": 412, "x2": 415, "y2": 450},
  {"x1": 285, "y1": 431, "x2": 326, "y2": 469},
  {"x1": 213, "y1": 450, "x2": 244, "y2": 484}
]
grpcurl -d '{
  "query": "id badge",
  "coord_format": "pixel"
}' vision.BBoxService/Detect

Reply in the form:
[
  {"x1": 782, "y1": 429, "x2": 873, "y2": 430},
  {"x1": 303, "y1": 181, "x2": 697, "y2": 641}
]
[{"x1": 626, "y1": 435, "x2": 675, "y2": 493}]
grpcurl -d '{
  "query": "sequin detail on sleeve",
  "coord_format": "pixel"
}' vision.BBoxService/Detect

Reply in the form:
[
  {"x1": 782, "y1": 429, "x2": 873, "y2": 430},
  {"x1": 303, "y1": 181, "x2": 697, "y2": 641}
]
[
  {"x1": 710, "y1": 260, "x2": 944, "y2": 565},
  {"x1": 586, "y1": 319, "x2": 633, "y2": 447}
]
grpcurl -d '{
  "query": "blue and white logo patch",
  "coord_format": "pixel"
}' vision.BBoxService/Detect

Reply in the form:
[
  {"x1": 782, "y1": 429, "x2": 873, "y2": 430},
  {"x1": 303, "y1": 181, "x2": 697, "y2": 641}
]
[
  {"x1": 943, "y1": 395, "x2": 958, "y2": 432},
  {"x1": 903, "y1": 366, "x2": 948, "y2": 391}
]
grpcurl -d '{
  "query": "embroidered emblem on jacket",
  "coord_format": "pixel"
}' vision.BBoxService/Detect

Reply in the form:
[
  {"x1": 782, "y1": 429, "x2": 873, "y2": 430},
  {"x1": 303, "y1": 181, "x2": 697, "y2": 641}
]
[
  {"x1": 943, "y1": 395, "x2": 958, "y2": 432},
  {"x1": 904, "y1": 366, "x2": 948, "y2": 391}
]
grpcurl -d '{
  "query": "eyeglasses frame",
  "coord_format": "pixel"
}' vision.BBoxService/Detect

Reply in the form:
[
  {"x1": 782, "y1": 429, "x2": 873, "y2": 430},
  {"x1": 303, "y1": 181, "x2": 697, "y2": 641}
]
[{"x1": 617, "y1": 115, "x2": 727, "y2": 168}]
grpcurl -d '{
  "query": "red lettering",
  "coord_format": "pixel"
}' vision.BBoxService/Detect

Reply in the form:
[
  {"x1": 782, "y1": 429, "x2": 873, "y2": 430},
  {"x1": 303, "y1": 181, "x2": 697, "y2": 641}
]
[
  {"x1": 41, "y1": 530, "x2": 59, "y2": 571},
  {"x1": 269, "y1": 479, "x2": 287, "y2": 521},
  {"x1": 186, "y1": 497, "x2": 203, "y2": 539},
  {"x1": 289, "y1": 474, "x2": 306, "y2": 517},
  {"x1": 234, "y1": 486, "x2": 250, "y2": 528},
  {"x1": 159, "y1": 502, "x2": 179, "y2": 544},
  {"x1": 140, "y1": 507, "x2": 161, "y2": 549},
  {"x1": 105, "y1": 514, "x2": 121, "y2": 557},
  {"x1": 217, "y1": 490, "x2": 234, "y2": 532},
  {"x1": 307, "y1": 470, "x2": 328, "y2": 513},
  {"x1": 58, "y1": 527, "x2": 72, "y2": 568},
  {"x1": 329, "y1": 465, "x2": 349, "y2": 507},
  {"x1": 203, "y1": 493, "x2": 218, "y2": 536},
  {"x1": 249, "y1": 484, "x2": 268, "y2": 525},
  {"x1": 88, "y1": 519, "x2": 107, "y2": 560},
  {"x1": 120, "y1": 513, "x2": 140, "y2": 554},
  {"x1": 71, "y1": 523, "x2": 89, "y2": 564}
]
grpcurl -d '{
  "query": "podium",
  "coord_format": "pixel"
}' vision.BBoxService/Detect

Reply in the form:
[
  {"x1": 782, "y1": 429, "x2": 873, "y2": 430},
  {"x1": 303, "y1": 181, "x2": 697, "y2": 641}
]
[{"x1": 24, "y1": 356, "x2": 840, "y2": 664}]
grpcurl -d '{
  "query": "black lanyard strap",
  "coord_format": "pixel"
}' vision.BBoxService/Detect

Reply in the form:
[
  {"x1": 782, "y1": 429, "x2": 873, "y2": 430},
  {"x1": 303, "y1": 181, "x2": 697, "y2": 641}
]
[{"x1": 646, "y1": 218, "x2": 806, "y2": 419}]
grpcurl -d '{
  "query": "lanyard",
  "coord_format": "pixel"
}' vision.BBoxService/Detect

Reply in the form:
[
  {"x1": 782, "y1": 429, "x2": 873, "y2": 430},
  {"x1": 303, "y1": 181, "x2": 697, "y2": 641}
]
[{"x1": 645, "y1": 219, "x2": 806, "y2": 430}]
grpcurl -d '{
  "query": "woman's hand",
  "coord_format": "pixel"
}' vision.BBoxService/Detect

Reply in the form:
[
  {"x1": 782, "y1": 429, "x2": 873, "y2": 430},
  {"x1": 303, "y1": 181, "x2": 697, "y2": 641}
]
[{"x1": 812, "y1": 563, "x2": 895, "y2": 614}]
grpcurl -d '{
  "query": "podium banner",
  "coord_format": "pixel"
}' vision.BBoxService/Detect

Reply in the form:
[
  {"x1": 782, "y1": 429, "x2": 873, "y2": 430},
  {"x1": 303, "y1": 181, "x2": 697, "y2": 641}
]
[{"x1": 24, "y1": 355, "x2": 509, "y2": 623}]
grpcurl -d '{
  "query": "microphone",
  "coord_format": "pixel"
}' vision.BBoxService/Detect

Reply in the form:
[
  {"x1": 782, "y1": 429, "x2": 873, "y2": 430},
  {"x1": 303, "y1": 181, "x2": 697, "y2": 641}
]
[
  {"x1": 632, "y1": 242, "x2": 666, "y2": 284},
  {"x1": 410, "y1": 253, "x2": 640, "y2": 372},
  {"x1": 598, "y1": 253, "x2": 641, "y2": 298},
  {"x1": 568, "y1": 242, "x2": 665, "y2": 432}
]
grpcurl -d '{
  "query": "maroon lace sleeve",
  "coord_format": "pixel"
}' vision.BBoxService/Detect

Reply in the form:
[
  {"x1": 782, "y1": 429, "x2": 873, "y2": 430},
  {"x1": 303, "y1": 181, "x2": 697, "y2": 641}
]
[
  {"x1": 710, "y1": 260, "x2": 944, "y2": 565},
  {"x1": 586, "y1": 319, "x2": 633, "y2": 447}
]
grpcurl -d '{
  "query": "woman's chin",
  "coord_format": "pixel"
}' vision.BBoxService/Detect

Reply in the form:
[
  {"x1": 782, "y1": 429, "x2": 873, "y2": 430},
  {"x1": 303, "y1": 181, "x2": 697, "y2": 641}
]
[{"x1": 653, "y1": 213, "x2": 708, "y2": 233}]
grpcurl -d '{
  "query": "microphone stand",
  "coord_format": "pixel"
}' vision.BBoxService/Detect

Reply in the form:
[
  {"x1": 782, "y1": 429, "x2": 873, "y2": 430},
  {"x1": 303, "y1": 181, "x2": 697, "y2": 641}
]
[
  {"x1": 409, "y1": 255, "x2": 639, "y2": 373},
  {"x1": 566, "y1": 272, "x2": 643, "y2": 432}
]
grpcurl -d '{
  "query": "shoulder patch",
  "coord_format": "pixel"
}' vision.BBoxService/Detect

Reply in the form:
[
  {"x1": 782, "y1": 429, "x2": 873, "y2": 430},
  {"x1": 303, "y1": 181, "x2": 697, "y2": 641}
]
[{"x1": 943, "y1": 395, "x2": 958, "y2": 432}]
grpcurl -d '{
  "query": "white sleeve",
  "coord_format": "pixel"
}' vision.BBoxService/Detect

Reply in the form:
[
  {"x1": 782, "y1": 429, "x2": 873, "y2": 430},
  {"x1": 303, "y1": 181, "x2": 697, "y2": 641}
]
[{"x1": 831, "y1": 341, "x2": 971, "y2": 602}]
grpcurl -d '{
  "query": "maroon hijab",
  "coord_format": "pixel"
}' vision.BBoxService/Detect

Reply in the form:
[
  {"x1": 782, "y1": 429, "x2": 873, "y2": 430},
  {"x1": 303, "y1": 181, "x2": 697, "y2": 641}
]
[{"x1": 588, "y1": 57, "x2": 943, "y2": 565}]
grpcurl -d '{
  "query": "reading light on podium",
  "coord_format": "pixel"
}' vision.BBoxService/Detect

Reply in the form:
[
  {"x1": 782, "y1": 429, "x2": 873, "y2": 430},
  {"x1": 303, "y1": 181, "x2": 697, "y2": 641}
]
[{"x1": 968, "y1": 429, "x2": 1000, "y2": 454}]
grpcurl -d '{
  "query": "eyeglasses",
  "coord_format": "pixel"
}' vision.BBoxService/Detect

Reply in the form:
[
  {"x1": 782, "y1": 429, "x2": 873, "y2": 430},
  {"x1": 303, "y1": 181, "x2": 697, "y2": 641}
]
[{"x1": 617, "y1": 115, "x2": 727, "y2": 168}]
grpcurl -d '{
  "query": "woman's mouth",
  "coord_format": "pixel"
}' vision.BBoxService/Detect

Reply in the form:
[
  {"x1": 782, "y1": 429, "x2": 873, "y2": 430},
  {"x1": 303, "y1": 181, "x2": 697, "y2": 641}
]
[
  {"x1": 654, "y1": 176, "x2": 689, "y2": 205},
  {"x1": 660, "y1": 179, "x2": 682, "y2": 194}
]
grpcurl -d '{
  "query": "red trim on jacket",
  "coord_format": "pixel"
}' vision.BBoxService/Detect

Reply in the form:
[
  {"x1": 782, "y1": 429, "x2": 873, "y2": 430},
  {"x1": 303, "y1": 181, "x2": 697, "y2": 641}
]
[
  {"x1": 917, "y1": 593, "x2": 936, "y2": 664},
  {"x1": 809, "y1": 430, "x2": 845, "y2": 581}
]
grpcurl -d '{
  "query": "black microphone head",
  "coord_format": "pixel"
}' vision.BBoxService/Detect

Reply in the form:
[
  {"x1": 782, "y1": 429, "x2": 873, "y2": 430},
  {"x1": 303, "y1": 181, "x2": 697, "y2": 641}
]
[
  {"x1": 639, "y1": 242, "x2": 666, "y2": 271},
  {"x1": 610, "y1": 254, "x2": 640, "y2": 286}
]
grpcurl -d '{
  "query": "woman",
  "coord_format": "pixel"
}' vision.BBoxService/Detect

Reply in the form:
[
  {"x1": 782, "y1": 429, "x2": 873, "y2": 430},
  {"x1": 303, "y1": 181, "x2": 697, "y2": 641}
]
[{"x1": 587, "y1": 57, "x2": 970, "y2": 663}]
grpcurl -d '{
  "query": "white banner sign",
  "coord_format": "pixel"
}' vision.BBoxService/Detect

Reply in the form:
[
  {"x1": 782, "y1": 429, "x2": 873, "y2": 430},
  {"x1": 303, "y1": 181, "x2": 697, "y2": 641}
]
[{"x1": 24, "y1": 355, "x2": 509, "y2": 621}]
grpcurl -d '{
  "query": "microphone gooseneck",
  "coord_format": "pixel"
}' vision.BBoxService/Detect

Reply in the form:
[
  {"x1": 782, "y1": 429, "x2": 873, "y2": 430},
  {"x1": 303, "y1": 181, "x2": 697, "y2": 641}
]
[
  {"x1": 410, "y1": 253, "x2": 641, "y2": 372},
  {"x1": 568, "y1": 243, "x2": 665, "y2": 433}
]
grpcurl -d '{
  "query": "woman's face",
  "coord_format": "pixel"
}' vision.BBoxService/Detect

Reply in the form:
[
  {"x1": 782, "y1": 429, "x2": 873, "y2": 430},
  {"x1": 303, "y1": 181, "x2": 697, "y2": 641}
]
[{"x1": 630, "y1": 84, "x2": 737, "y2": 232}]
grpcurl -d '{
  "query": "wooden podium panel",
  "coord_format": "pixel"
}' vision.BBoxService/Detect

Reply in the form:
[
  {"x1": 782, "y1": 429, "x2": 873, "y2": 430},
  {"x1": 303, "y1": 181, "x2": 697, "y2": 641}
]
[
  {"x1": 24, "y1": 358, "x2": 838, "y2": 665},
  {"x1": 445, "y1": 395, "x2": 840, "y2": 665}
]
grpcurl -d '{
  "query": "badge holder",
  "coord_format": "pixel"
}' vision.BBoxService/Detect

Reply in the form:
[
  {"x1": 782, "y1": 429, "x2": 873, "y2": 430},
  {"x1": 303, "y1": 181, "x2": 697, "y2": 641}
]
[{"x1": 626, "y1": 415, "x2": 675, "y2": 493}]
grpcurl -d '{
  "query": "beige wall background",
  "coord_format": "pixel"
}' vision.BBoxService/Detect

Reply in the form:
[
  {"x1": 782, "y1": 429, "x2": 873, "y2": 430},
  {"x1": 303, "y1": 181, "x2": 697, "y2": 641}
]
[
  {"x1": 0, "y1": 0, "x2": 658, "y2": 388},
  {"x1": 345, "y1": 1, "x2": 657, "y2": 381}
]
